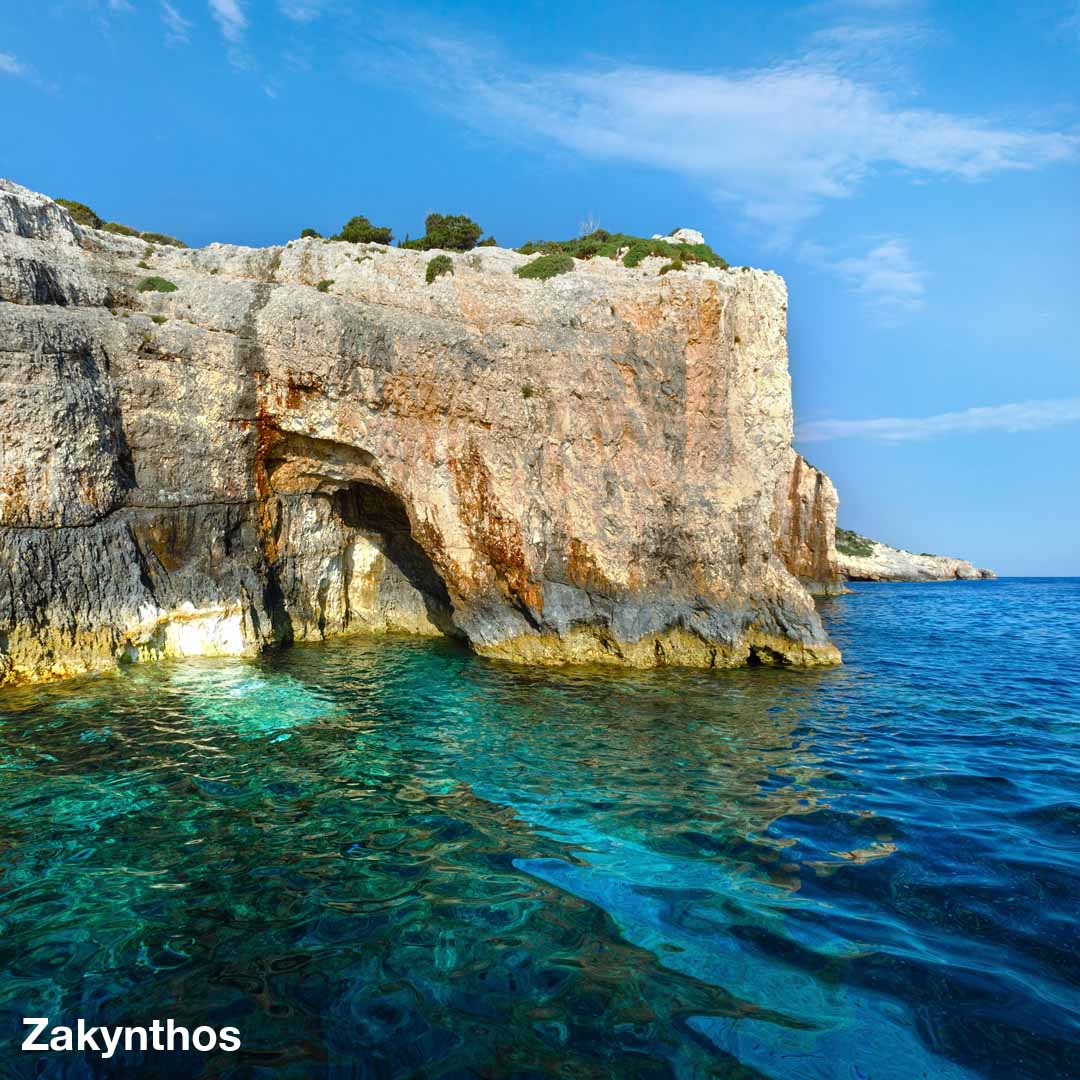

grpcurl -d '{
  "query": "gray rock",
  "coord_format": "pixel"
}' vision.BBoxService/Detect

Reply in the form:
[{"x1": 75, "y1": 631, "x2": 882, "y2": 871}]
[{"x1": 0, "y1": 179, "x2": 841, "y2": 685}]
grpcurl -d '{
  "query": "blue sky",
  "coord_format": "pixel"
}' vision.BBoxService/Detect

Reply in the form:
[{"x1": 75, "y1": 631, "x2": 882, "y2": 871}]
[{"x1": 3, "y1": 0, "x2": 1078, "y2": 574}]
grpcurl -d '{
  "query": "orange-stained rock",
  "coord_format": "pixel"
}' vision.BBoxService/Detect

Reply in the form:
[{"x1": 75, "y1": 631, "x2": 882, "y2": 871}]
[{"x1": 0, "y1": 179, "x2": 840, "y2": 685}]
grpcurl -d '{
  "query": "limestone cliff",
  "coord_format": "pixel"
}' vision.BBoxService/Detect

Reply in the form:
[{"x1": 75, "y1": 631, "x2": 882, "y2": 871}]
[
  {"x1": 0, "y1": 179, "x2": 841, "y2": 686},
  {"x1": 836, "y1": 529, "x2": 995, "y2": 582},
  {"x1": 771, "y1": 454, "x2": 843, "y2": 595}
]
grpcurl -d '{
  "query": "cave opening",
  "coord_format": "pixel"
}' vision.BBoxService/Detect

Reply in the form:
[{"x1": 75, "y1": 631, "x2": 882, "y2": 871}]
[{"x1": 330, "y1": 481, "x2": 460, "y2": 639}]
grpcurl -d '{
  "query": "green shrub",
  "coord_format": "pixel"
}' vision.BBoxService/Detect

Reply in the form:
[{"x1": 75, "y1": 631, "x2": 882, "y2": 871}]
[
  {"x1": 521, "y1": 385, "x2": 535, "y2": 399},
  {"x1": 836, "y1": 528, "x2": 876, "y2": 558},
  {"x1": 137, "y1": 276, "x2": 178, "y2": 293},
  {"x1": 300, "y1": 228, "x2": 321, "y2": 239},
  {"x1": 140, "y1": 231, "x2": 187, "y2": 248},
  {"x1": 150, "y1": 315, "x2": 167, "y2": 325},
  {"x1": 425, "y1": 254, "x2": 454, "y2": 285},
  {"x1": 659, "y1": 259, "x2": 684, "y2": 275},
  {"x1": 478, "y1": 235, "x2": 498, "y2": 247},
  {"x1": 104, "y1": 221, "x2": 139, "y2": 237},
  {"x1": 517, "y1": 229, "x2": 727, "y2": 270},
  {"x1": 137, "y1": 260, "x2": 150, "y2": 269},
  {"x1": 333, "y1": 216, "x2": 393, "y2": 245},
  {"x1": 56, "y1": 199, "x2": 102, "y2": 228},
  {"x1": 402, "y1": 213, "x2": 483, "y2": 252},
  {"x1": 515, "y1": 253, "x2": 575, "y2": 281},
  {"x1": 316, "y1": 279, "x2": 334, "y2": 292}
]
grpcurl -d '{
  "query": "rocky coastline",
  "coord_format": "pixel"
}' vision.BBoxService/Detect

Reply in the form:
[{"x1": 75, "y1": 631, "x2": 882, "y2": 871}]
[
  {"x1": 836, "y1": 529, "x2": 995, "y2": 582},
  {"x1": 0, "y1": 180, "x2": 847, "y2": 686}
]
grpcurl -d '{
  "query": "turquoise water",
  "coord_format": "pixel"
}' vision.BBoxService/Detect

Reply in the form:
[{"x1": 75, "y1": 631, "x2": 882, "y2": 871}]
[{"x1": 0, "y1": 579, "x2": 1077, "y2": 1078}]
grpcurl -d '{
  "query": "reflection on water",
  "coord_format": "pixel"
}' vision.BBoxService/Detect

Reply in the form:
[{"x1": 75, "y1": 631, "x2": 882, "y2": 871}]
[{"x1": 0, "y1": 579, "x2": 1078, "y2": 1077}]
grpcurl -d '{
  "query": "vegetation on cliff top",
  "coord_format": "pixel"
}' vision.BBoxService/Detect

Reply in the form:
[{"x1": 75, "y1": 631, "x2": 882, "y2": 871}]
[
  {"x1": 56, "y1": 199, "x2": 102, "y2": 228},
  {"x1": 836, "y1": 528, "x2": 876, "y2": 558},
  {"x1": 139, "y1": 232, "x2": 187, "y2": 249},
  {"x1": 517, "y1": 229, "x2": 727, "y2": 269},
  {"x1": 402, "y1": 213, "x2": 487, "y2": 252},
  {"x1": 425, "y1": 255, "x2": 454, "y2": 285},
  {"x1": 333, "y1": 215, "x2": 393, "y2": 245},
  {"x1": 56, "y1": 197, "x2": 188, "y2": 247},
  {"x1": 55, "y1": 195, "x2": 725, "y2": 274},
  {"x1": 515, "y1": 253, "x2": 575, "y2": 281}
]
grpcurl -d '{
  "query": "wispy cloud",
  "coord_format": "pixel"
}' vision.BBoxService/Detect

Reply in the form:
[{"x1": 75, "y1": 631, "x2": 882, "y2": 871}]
[
  {"x1": 209, "y1": 0, "x2": 246, "y2": 42},
  {"x1": 279, "y1": 0, "x2": 327, "y2": 19},
  {"x1": 796, "y1": 397, "x2": 1080, "y2": 442},
  {"x1": 358, "y1": 25, "x2": 1078, "y2": 236},
  {"x1": 832, "y1": 237, "x2": 926, "y2": 320},
  {"x1": 0, "y1": 51, "x2": 30, "y2": 78},
  {"x1": 161, "y1": 1, "x2": 193, "y2": 45}
]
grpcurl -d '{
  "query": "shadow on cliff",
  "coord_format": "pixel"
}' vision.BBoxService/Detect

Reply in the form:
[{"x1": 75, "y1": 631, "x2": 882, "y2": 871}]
[{"x1": 333, "y1": 482, "x2": 461, "y2": 640}]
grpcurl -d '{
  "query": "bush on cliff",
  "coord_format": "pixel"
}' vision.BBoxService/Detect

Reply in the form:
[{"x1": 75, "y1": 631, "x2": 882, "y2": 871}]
[
  {"x1": 402, "y1": 213, "x2": 483, "y2": 252},
  {"x1": 300, "y1": 227, "x2": 322, "y2": 239},
  {"x1": 515, "y1": 253, "x2": 574, "y2": 281},
  {"x1": 478, "y1": 236, "x2": 498, "y2": 247},
  {"x1": 316, "y1": 279, "x2": 334, "y2": 292},
  {"x1": 425, "y1": 255, "x2": 454, "y2": 285},
  {"x1": 517, "y1": 229, "x2": 727, "y2": 270},
  {"x1": 137, "y1": 276, "x2": 178, "y2": 293},
  {"x1": 104, "y1": 221, "x2": 139, "y2": 237},
  {"x1": 56, "y1": 199, "x2": 103, "y2": 228},
  {"x1": 334, "y1": 215, "x2": 393, "y2": 245},
  {"x1": 140, "y1": 231, "x2": 187, "y2": 248},
  {"x1": 836, "y1": 528, "x2": 875, "y2": 558}
]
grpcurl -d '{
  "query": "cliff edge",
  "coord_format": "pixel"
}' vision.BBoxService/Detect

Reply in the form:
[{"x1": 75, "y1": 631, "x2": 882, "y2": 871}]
[
  {"x1": 836, "y1": 529, "x2": 995, "y2": 582},
  {"x1": 0, "y1": 180, "x2": 841, "y2": 686}
]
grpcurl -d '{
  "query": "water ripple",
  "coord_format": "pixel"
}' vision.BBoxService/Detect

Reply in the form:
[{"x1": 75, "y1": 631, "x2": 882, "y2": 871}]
[{"x1": 0, "y1": 580, "x2": 1077, "y2": 1077}]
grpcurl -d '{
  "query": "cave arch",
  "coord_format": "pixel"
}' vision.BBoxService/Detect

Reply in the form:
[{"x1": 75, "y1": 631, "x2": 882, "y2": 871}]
[
  {"x1": 330, "y1": 481, "x2": 458, "y2": 638},
  {"x1": 263, "y1": 432, "x2": 459, "y2": 643}
]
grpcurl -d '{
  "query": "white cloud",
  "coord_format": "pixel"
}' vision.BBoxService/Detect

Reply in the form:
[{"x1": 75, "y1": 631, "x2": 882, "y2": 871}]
[
  {"x1": 161, "y1": 1, "x2": 192, "y2": 44},
  {"x1": 209, "y1": 0, "x2": 246, "y2": 42},
  {"x1": 832, "y1": 236, "x2": 926, "y2": 319},
  {"x1": 363, "y1": 29, "x2": 1078, "y2": 234},
  {"x1": 0, "y1": 51, "x2": 30, "y2": 78},
  {"x1": 796, "y1": 397, "x2": 1080, "y2": 442}
]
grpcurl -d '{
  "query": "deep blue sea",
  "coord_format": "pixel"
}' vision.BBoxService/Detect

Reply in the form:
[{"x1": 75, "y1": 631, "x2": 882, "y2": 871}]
[{"x1": 0, "y1": 579, "x2": 1077, "y2": 1078}]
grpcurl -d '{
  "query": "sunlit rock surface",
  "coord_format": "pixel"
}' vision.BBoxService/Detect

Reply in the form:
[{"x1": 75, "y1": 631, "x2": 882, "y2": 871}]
[
  {"x1": 0, "y1": 179, "x2": 841, "y2": 684},
  {"x1": 838, "y1": 535, "x2": 995, "y2": 582}
]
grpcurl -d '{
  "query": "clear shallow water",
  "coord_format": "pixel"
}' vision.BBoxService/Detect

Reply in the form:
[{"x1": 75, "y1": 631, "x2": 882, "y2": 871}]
[{"x1": 0, "y1": 579, "x2": 1077, "y2": 1079}]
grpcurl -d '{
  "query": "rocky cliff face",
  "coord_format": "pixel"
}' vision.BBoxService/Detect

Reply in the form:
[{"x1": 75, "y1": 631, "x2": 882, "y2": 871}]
[
  {"x1": 0, "y1": 179, "x2": 841, "y2": 686},
  {"x1": 837, "y1": 537, "x2": 995, "y2": 582},
  {"x1": 771, "y1": 454, "x2": 842, "y2": 594}
]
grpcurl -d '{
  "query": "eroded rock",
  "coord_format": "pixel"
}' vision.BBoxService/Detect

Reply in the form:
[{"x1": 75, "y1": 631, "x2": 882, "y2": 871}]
[{"x1": 0, "y1": 179, "x2": 841, "y2": 684}]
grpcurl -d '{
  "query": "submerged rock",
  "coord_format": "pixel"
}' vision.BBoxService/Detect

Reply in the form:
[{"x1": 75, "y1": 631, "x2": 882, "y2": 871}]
[{"x1": 0, "y1": 179, "x2": 841, "y2": 685}]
